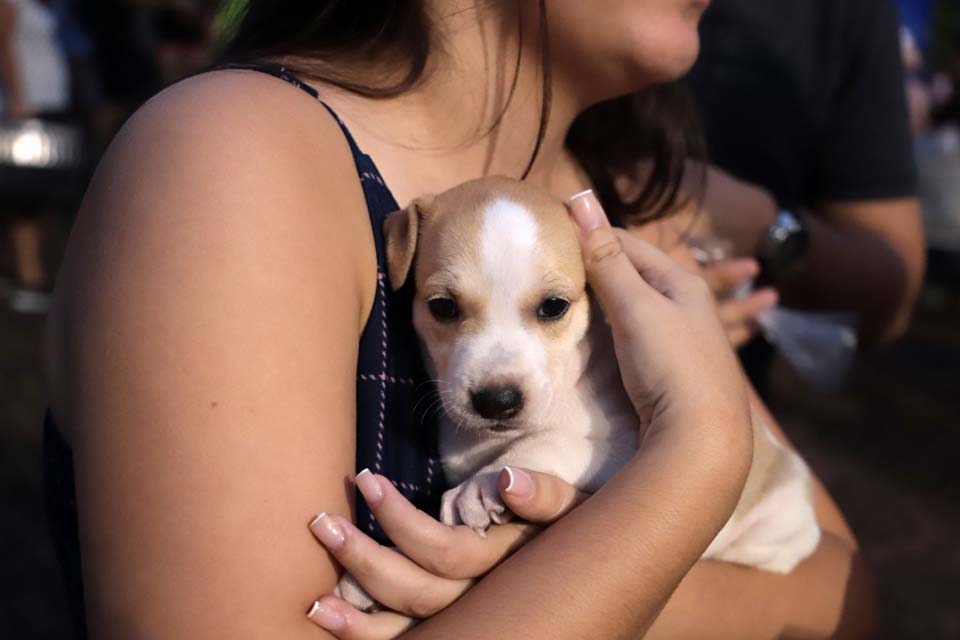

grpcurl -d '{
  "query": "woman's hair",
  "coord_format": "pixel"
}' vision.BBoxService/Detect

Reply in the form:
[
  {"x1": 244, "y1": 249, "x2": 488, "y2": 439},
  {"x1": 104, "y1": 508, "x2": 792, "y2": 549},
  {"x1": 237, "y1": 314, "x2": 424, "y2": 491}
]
[{"x1": 219, "y1": 0, "x2": 703, "y2": 224}]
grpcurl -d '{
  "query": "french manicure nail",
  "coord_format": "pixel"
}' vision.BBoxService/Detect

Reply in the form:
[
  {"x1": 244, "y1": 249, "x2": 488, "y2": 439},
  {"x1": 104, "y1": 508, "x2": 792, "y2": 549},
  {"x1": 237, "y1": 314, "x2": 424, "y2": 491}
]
[
  {"x1": 502, "y1": 466, "x2": 535, "y2": 500},
  {"x1": 307, "y1": 599, "x2": 347, "y2": 630},
  {"x1": 567, "y1": 189, "x2": 606, "y2": 232},
  {"x1": 309, "y1": 513, "x2": 345, "y2": 551},
  {"x1": 355, "y1": 468, "x2": 384, "y2": 507}
]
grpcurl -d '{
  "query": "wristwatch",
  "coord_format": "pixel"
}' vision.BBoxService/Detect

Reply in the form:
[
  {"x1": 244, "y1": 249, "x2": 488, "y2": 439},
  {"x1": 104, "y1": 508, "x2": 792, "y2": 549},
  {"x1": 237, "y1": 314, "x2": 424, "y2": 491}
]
[{"x1": 756, "y1": 209, "x2": 809, "y2": 282}]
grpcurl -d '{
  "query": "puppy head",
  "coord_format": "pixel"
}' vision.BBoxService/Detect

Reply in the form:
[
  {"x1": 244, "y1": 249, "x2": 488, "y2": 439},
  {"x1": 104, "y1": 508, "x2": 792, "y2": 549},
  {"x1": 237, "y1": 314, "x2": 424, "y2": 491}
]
[{"x1": 385, "y1": 176, "x2": 590, "y2": 434}]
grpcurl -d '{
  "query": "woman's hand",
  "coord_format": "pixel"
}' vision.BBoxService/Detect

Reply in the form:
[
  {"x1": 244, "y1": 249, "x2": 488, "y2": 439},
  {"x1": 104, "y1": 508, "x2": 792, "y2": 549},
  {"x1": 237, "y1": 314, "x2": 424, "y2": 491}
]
[
  {"x1": 305, "y1": 467, "x2": 587, "y2": 639},
  {"x1": 567, "y1": 190, "x2": 751, "y2": 440}
]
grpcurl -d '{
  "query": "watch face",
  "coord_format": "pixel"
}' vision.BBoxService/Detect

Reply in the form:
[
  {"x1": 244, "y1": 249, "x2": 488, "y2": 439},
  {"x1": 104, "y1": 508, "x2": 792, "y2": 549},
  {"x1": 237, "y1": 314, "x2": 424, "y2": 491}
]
[{"x1": 761, "y1": 210, "x2": 808, "y2": 278}]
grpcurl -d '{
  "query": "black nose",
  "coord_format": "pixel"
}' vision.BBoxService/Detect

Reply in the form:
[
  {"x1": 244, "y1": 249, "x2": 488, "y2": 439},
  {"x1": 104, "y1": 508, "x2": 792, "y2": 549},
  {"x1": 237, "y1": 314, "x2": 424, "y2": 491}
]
[{"x1": 470, "y1": 386, "x2": 524, "y2": 420}]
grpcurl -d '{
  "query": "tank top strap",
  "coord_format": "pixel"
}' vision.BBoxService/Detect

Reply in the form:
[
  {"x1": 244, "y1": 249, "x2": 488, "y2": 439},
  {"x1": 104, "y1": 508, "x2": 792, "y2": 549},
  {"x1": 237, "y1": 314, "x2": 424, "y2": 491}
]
[{"x1": 217, "y1": 62, "x2": 369, "y2": 166}]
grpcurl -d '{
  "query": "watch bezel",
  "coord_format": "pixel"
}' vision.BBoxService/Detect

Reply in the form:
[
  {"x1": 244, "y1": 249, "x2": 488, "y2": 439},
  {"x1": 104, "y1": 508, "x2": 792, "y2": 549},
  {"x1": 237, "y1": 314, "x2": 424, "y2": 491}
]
[{"x1": 758, "y1": 208, "x2": 809, "y2": 280}]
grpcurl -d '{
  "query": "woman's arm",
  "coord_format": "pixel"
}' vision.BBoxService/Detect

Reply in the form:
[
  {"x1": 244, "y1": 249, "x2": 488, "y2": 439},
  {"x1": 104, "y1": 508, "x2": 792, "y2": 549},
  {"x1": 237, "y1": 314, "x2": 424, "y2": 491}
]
[
  {"x1": 645, "y1": 385, "x2": 876, "y2": 639},
  {"x1": 624, "y1": 220, "x2": 875, "y2": 638},
  {"x1": 57, "y1": 72, "x2": 378, "y2": 638}
]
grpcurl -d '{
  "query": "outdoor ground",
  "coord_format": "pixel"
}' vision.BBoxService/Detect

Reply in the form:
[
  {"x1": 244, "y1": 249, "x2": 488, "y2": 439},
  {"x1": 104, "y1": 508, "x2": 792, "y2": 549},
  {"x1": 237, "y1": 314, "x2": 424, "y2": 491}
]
[{"x1": 2, "y1": 279, "x2": 958, "y2": 638}]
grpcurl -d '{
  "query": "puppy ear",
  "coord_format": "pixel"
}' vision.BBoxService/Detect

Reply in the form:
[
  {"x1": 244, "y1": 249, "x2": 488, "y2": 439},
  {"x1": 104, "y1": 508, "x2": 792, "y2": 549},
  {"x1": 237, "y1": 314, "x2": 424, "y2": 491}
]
[{"x1": 384, "y1": 196, "x2": 433, "y2": 290}]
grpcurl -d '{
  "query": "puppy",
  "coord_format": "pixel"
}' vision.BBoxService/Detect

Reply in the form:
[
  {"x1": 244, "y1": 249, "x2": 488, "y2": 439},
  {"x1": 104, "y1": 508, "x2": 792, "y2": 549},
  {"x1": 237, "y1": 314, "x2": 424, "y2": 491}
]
[{"x1": 384, "y1": 176, "x2": 820, "y2": 574}]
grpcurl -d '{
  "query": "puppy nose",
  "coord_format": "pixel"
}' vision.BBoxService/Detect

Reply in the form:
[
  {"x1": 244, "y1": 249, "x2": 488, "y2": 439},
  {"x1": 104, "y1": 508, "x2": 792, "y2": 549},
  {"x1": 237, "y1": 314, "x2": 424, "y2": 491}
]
[{"x1": 470, "y1": 386, "x2": 524, "y2": 420}]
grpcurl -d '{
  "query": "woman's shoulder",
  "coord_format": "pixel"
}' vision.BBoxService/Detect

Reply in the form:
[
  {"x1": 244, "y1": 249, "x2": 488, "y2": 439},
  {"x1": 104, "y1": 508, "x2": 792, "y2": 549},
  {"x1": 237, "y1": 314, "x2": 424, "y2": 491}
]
[
  {"x1": 47, "y1": 69, "x2": 379, "y2": 431},
  {"x1": 116, "y1": 68, "x2": 362, "y2": 193},
  {"x1": 77, "y1": 67, "x2": 377, "y2": 273},
  {"x1": 65, "y1": 67, "x2": 378, "y2": 302}
]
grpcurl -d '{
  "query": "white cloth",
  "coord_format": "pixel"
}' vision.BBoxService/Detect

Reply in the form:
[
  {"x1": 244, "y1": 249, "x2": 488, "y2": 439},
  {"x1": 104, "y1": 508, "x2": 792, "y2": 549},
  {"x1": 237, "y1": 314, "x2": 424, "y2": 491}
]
[{"x1": 0, "y1": 0, "x2": 70, "y2": 115}]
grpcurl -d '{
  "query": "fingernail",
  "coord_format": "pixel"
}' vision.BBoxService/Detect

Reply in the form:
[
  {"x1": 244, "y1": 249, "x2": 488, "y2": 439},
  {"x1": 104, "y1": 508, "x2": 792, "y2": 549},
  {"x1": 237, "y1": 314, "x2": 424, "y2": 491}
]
[
  {"x1": 307, "y1": 599, "x2": 347, "y2": 631},
  {"x1": 567, "y1": 189, "x2": 607, "y2": 232},
  {"x1": 355, "y1": 468, "x2": 384, "y2": 507},
  {"x1": 309, "y1": 513, "x2": 345, "y2": 551},
  {"x1": 502, "y1": 466, "x2": 534, "y2": 500}
]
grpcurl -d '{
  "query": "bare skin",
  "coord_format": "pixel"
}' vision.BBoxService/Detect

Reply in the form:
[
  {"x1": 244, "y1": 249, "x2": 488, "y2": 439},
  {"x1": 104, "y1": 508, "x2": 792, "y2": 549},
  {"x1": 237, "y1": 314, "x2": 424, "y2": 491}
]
[{"x1": 48, "y1": 2, "x2": 872, "y2": 637}]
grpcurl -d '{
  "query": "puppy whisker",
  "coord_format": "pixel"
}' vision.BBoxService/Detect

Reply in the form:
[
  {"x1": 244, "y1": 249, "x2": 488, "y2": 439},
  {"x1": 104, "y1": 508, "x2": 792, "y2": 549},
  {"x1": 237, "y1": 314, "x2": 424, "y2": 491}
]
[{"x1": 412, "y1": 390, "x2": 439, "y2": 418}]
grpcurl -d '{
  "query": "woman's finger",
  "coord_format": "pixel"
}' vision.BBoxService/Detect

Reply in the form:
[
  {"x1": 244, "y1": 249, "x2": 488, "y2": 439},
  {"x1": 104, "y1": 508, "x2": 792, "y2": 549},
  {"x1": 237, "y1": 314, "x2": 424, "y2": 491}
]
[
  {"x1": 610, "y1": 227, "x2": 709, "y2": 303},
  {"x1": 309, "y1": 513, "x2": 472, "y2": 617},
  {"x1": 499, "y1": 466, "x2": 589, "y2": 523},
  {"x1": 307, "y1": 595, "x2": 417, "y2": 639},
  {"x1": 353, "y1": 470, "x2": 538, "y2": 579},
  {"x1": 566, "y1": 191, "x2": 657, "y2": 318},
  {"x1": 567, "y1": 190, "x2": 692, "y2": 303}
]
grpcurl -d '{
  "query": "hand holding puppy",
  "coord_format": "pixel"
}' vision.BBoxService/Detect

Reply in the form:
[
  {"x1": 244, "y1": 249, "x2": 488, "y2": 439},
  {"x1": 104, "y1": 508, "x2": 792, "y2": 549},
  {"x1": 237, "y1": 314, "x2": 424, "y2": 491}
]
[
  {"x1": 568, "y1": 190, "x2": 751, "y2": 440},
  {"x1": 306, "y1": 467, "x2": 587, "y2": 638}
]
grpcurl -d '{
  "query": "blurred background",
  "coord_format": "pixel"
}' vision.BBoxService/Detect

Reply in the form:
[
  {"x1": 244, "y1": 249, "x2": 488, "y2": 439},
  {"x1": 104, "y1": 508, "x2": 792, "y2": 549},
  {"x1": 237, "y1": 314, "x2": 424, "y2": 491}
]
[{"x1": 1, "y1": 0, "x2": 959, "y2": 637}]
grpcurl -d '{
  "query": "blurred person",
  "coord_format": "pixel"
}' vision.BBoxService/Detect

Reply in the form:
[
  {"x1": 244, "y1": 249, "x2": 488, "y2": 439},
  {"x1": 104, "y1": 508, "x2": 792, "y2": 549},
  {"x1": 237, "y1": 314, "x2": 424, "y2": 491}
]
[
  {"x1": 44, "y1": 1, "x2": 874, "y2": 639},
  {"x1": 631, "y1": 0, "x2": 935, "y2": 400},
  {"x1": 903, "y1": 26, "x2": 935, "y2": 135},
  {"x1": 684, "y1": 0, "x2": 926, "y2": 365},
  {"x1": 898, "y1": 0, "x2": 936, "y2": 56},
  {"x1": 0, "y1": 0, "x2": 72, "y2": 312},
  {"x1": 917, "y1": 31, "x2": 960, "y2": 265},
  {"x1": 931, "y1": 32, "x2": 960, "y2": 127}
]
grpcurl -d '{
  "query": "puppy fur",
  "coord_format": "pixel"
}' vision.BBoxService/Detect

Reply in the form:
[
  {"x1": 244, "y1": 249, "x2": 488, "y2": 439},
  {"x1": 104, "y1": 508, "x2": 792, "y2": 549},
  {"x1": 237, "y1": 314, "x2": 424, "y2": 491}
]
[{"x1": 384, "y1": 175, "x2": 821, "y2": 574}]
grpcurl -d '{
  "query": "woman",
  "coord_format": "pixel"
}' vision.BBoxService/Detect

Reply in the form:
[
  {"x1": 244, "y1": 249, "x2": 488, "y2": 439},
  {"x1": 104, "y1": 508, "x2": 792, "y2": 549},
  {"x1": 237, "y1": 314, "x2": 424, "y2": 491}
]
[{"x1": 45, "y1": 1, "x2": 873, "y2": 638}]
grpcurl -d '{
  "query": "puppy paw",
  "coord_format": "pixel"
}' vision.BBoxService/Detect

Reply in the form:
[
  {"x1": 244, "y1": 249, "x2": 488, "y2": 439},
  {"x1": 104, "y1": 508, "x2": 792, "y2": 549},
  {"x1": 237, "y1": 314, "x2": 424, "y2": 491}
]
[
  {"x1": 334, "y1": 572, "x2": 379, "y2": 612},
  {"x1": 440, "y1": 471, "x2": 513, "y2": 533}
]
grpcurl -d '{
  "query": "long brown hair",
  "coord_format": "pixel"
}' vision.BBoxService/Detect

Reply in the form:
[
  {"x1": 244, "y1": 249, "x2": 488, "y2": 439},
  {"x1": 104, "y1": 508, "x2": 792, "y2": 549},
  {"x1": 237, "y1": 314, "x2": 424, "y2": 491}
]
[{"x1": 220, "y1": 0, "x2": 702, "y2": 224}]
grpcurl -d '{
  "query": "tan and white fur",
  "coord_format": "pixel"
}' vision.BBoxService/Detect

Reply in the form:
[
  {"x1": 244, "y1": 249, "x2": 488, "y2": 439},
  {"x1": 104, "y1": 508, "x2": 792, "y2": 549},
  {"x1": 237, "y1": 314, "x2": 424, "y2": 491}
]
[{"x1": 384, "y1": 175, "x2": 820, "y2": 574}]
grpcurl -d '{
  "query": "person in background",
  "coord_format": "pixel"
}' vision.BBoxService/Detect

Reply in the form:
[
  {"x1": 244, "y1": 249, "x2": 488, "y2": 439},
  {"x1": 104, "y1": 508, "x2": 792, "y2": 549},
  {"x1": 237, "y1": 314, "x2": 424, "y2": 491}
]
[
  {"x1": 0, "y1": 0, "x2": 72, "y2": 313},
  {"x1": 898, "y1": 0, "x2": 936, "y2": 57},
  {"x1": 902, "y1": 26, "x2": 935, "y2": 135},
  {"x1": 685, "y1": 0, "x2": 927, "y2": 387}
]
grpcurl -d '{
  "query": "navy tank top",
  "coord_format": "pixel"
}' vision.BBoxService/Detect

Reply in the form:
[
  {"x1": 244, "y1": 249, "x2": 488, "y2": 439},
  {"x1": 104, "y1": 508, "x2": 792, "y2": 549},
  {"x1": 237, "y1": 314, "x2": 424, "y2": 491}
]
[{"x1": 43, "y1": 64, "x2": 444, "y2": 638}]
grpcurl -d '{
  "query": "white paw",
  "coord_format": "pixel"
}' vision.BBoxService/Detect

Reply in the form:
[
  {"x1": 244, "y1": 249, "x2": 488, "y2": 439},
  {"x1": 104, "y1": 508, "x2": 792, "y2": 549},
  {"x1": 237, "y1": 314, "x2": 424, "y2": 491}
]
[
  {"x1": 440, "y1": 471, "x2": 513, "y2": 532},
  {"x1": 334, "y1": 572, "x2": 379, "y2": 612}
]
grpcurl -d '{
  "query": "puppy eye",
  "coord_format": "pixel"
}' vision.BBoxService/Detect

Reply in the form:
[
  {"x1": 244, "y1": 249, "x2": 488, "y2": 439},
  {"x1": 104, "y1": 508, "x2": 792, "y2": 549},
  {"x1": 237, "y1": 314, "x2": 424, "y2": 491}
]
[
  {"x1": 537, "y1": 297, "x2": 570, "y2": 321},
  {"x1": 428, "y1": 297, "x2": 459, "y2": 322}
]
